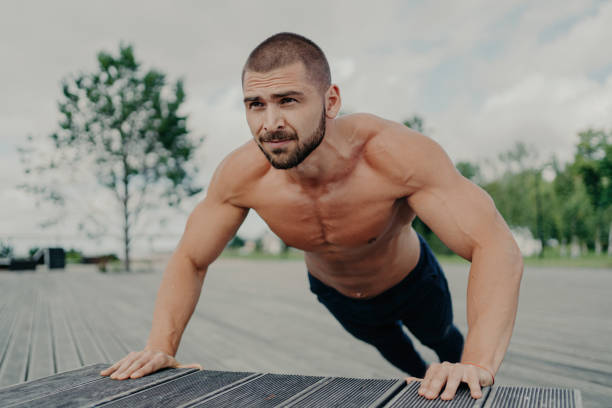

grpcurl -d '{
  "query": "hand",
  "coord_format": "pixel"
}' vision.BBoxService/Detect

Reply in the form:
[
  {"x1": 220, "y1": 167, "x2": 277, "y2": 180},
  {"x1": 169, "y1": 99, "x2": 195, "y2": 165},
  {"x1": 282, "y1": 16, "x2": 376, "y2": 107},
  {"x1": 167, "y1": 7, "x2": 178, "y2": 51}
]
[
  {"x1": 405, "y1": 362, "x2": 494, "y2": 400},
  {"x1": 100, "y1": 349, "x2": 203, "y2": 380}
]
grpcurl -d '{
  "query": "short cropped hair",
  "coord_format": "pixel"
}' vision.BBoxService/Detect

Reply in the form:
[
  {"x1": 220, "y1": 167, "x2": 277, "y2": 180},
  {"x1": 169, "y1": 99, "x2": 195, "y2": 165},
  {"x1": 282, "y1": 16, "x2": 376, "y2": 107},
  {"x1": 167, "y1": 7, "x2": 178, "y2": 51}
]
[{"x1": 242, "y1": 32, "x2": 331, "y2": 93}]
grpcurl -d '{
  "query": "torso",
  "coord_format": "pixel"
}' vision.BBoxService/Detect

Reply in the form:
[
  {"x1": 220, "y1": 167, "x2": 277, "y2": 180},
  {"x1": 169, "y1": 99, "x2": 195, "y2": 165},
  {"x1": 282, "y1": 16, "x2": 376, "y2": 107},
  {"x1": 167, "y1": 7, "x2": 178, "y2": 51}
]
[{"x1": 232, "y1": 114, "x2": 423, "y2": 299}]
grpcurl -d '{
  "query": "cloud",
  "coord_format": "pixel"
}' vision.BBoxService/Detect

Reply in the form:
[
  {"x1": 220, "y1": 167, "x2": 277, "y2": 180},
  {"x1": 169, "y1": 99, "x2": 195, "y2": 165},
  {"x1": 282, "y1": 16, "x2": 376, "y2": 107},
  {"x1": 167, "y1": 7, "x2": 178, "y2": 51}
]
[{"x1": 1, "y1": 0, "x2": 611, "y2": 253}]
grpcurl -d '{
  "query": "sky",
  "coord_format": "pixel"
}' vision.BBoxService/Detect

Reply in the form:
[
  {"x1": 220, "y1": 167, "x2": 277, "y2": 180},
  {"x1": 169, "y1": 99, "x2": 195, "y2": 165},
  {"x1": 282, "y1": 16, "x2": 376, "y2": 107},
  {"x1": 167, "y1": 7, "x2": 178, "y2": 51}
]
[{"x1": 1, "y1": 0, "x2": 611, "y2": 256}]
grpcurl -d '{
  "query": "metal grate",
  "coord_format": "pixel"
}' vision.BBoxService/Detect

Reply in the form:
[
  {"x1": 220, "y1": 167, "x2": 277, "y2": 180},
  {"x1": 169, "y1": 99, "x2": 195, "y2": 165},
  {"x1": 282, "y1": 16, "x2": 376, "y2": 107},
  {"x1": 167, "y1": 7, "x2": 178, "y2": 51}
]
[
  {"x1": 284, "y1": 377, "x2": 403, "y2": 407},
  {"x1": 483, "y1": 386, "x2": 581, "y2": 408},
  {"x1": 100, "y1": 370, "x2": 255, "y2": 407},
  {"x1": 383, "y1": 381, "x2": 488, "y2": 408},
  {"x1": 186, "y1": 373, "x2": 323, "y2": 408}
]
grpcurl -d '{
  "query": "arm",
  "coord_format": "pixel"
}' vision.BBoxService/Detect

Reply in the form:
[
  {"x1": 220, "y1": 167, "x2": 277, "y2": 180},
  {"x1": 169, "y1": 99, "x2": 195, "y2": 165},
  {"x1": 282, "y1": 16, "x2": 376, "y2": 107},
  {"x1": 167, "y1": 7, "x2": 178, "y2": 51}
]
[
  {"x1": 101, "y1": 158, "x2": 249, "y2": 380},
  {"x1": 146, "y1": 191, "x2": 248, "y2": 357},
  {"x1": 407, "y1": 134, "x2": 523, "y2": 399},
  {"x1": 370, "y1": 124, "x2": 523, "y2": 399}
]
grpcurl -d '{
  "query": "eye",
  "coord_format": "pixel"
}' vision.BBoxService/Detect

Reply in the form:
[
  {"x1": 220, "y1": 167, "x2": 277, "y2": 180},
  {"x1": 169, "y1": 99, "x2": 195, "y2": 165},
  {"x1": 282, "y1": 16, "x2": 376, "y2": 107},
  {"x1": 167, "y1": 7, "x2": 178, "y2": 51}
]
[
  {"x1": 248, "y1": 101, "x2": 264, "y2": 109},
  {"x1": 280, "y1": 97, "x2": 296, "y2": 104}
]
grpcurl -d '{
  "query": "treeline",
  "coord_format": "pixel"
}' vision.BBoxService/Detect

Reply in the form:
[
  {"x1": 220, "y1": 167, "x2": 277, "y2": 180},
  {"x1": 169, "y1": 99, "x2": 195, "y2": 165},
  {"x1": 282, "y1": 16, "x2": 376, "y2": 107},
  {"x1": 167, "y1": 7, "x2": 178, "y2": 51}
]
[{"x1": 411, "y1": 123, "x2": 612, "y2": 258}]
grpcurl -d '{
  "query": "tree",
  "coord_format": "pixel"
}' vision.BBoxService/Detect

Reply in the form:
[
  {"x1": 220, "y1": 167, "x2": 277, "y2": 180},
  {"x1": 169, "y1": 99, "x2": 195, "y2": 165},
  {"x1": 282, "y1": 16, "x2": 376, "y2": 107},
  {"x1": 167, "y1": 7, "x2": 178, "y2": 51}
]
[
  {"x1": 0, "y1": 241, "x2": 14, "y2": 258},
  {"x1": 572, "y1": 129, "x2": 612, "y2": 254},
  {"x1": 551, "y1": 158, "x2": 595, "y2": 255},
  {"x1": 403, "y1": 115, "x2": 425, "y2": 133},
  {"x1": 456, "y1": 161, "x2": 482, "y2": 185},
  {"x1": 20, "y1": 44, "x2": 203, "y2": 271},
  {"x1": 482, "y1": 142, "x2": 559, "y2": 256}
]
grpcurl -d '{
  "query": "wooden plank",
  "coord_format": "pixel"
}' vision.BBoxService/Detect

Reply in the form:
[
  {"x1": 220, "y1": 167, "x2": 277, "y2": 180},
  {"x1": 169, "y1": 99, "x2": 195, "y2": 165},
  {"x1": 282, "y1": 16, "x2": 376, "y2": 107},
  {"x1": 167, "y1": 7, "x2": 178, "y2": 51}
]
[
  {"x1": 59, "y1": 286, "x2": 108, "y2": 366},
  {"x1": 48, "y1": 285, "x2": 82, "y2": 373},
  {"x1": 27, "y1": 285, "x2": 55, "y2": 381},
  {"x1": 0, "y1": 363, "x2": 107, "y2": 407},
  {"x1": 281, "y1": 377, "x2": 404, "y2": 408},
  {"x1": 0, "y1": 286, "x2": 36, "y2": 387},
  {"x1": 0, "y1": 281, "x2": 21, "y2": 376},
  {"x1": 65, "y1": 278, "x2": 132, "y2": 362},
  {"x1": 185, "y1": 373, "x2": 324, "y2": 408},
  {"x1": 99, "y1": 370, "x2": 257, "y2": 408},
  {"x1": 15, "y1": 367, "x2": 198, "y2": 408}
]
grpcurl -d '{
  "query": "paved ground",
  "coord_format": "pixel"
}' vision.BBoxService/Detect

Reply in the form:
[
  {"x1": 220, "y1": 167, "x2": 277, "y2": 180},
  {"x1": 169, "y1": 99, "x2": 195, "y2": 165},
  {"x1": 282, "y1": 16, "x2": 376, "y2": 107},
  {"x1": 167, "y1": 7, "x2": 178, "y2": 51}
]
[{"x1": 0, "y1": 259, "x2": 610, "y2": 407}]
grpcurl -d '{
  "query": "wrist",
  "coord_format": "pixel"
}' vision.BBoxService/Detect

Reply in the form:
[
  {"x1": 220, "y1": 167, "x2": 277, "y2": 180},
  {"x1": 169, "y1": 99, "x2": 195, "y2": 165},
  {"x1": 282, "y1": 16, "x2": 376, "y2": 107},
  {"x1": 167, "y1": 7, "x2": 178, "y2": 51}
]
[
  {"x1": 144, "y1": 343, "x2": 176, "y2": 356},
  {"x1": 461, "y1": 362, "x2": 495, "y2": 385}
]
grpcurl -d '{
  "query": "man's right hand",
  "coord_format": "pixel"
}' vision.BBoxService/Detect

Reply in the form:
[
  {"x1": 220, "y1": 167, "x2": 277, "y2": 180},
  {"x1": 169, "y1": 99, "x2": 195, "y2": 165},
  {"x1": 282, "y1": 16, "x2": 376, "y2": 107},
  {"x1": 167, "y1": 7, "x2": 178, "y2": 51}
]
[{"x1": 100, "y1": 349, "x2": 202, "y2": 380}]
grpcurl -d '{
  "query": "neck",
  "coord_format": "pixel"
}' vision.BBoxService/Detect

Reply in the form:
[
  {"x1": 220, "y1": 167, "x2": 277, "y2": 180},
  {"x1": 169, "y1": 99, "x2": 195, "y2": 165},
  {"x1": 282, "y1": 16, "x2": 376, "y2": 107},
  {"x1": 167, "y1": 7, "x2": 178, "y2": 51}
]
[{"x1": 286, "y1": 119, "x2": 349, "y2": 186}]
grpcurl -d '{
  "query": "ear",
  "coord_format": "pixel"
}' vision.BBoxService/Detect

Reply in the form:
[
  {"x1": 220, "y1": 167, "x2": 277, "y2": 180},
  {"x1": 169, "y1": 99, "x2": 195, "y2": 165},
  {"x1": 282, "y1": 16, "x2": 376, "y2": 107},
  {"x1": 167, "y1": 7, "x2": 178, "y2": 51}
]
[{"x1": 324, "y1": 84, "x2": 342, "y2": 119}]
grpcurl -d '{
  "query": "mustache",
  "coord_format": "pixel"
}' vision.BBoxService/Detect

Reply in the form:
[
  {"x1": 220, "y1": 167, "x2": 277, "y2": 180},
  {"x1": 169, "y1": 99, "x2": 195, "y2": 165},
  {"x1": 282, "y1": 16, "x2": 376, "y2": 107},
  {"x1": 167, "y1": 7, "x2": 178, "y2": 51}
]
[{"x1": 261, "y1": 130, "x2": 297, "y2": 142}]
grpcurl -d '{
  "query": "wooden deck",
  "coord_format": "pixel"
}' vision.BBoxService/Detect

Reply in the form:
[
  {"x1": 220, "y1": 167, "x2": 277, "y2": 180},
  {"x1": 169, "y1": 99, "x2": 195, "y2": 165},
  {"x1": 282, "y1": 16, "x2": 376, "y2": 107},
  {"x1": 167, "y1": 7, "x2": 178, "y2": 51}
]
[
  {"x1": 0, "y1": 259, "x2": 610, "y2": 407},
  {"x1": 0, "y1": 363, "x2": 583, "y2": 407}
]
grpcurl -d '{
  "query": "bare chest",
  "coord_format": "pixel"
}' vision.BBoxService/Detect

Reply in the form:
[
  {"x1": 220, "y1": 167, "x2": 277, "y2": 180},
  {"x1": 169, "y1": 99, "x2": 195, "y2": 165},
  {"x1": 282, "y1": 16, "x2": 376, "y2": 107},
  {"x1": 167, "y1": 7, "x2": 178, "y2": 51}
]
[{"x1": 248, "y1": 168, "x2": 407, "y2": 251}]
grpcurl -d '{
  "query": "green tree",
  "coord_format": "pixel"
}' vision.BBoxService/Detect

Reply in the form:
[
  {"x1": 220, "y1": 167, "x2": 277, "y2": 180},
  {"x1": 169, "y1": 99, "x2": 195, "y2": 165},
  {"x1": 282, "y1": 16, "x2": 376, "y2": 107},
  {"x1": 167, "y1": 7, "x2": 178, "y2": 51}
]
[
  {"x1": 456, "y1": 161, "x2": 482, "y2": 184},
  {"x1": 0, "y1": 241, "x2": 14, "y2": 258},
  {"x1": 482, "y1": 142, "x2": 559, "y2": 256},
  {"x1": 551, "y1": 158, "x2": 595, "y2": 254},
  {"x1": 403, "y1": 115, "x2": 425, "y2": 133},
  {"x1": 228, "y1": 235, "x2": 245, "y2": 249},
  {"x1": 20, "y1": 44, "x2": 203, "y2": 271},
  {"x1": 572, "y1": 129, "x2": 612, "y2": 254}
]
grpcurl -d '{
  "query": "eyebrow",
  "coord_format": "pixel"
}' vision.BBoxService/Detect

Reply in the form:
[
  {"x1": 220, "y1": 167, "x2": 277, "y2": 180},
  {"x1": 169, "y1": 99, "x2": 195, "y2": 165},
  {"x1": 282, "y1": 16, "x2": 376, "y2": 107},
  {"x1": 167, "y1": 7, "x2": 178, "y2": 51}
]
[{"x1": 243, "y1": 90, "x2": 304, "y2": 103}]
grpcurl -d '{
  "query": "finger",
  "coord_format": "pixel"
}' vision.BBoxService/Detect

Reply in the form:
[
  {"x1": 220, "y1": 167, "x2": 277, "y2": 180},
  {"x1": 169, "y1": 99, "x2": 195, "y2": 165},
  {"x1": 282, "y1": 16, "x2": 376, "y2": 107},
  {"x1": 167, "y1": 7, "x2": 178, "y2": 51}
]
[
  {"x1": 115, "y1": 356, "x2": 148, "y2": 380},
  {"x1": 100, "y1": 360, "x2": 123, "y2": 376},
  {"x1": 404, "y1": 376, "x2": 421, "y2": 384},
  {"x1": 466, "y1": 371, "x2": 483, "y2": 399},
  {"x1": 418, "y1": 365, "x2": 437, "y2": 397},
  {"x1": 110, "y1": 353, "x2": 140, "y2": 379},
  {"x1": 440, "y1": 368, "x2": 463, "y2": 400},
  {"x1": 119, "y1": 356, "x2": 150, "y2": 380},
  {"x1": 130, "y1": 353, "x2": 174, "y2": 379},
  {"x1": 130, "y1": 360, "x2": 157, "y2": 379},
  {"x1": 421, "y1": 364, "x2": 449, "y2": 399}
]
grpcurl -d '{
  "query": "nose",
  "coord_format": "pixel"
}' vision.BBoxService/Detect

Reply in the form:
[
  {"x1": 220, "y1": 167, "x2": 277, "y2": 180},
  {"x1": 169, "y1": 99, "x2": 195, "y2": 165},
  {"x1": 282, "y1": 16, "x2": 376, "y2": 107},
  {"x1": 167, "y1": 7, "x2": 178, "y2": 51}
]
[{"x1": 263, "y1": 105, "x2": 284, "y2": 132}]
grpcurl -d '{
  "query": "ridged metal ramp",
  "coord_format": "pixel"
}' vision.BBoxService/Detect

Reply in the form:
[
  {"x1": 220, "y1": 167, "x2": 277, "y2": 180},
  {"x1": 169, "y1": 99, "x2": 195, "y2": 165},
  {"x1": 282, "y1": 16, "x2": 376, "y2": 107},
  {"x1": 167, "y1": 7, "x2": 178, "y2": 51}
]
[{"x1": 0, "y1": 364, "x2": 582, "y2": 407}]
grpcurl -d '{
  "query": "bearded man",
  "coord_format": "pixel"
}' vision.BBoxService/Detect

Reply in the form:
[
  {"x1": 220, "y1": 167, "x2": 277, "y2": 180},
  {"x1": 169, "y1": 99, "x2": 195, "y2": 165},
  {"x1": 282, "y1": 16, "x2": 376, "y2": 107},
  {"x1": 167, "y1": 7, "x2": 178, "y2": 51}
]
[{"x1": 101, "y1": 32, "x2": 523, "y2": 402}]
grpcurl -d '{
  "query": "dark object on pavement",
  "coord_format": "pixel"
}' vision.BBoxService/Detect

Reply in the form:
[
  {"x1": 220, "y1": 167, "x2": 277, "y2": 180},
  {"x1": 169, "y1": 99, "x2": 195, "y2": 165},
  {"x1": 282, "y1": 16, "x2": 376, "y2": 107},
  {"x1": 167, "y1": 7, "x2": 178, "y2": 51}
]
[
  {"x1": 0, "y1": 364, "x2": 582, "y2": 407},
  {"x1": 32, "y1": 247, "x2": 66, "y2": 269},
  {"x1": 7, "y1": 258, "x2": 38, "y2": 271}
]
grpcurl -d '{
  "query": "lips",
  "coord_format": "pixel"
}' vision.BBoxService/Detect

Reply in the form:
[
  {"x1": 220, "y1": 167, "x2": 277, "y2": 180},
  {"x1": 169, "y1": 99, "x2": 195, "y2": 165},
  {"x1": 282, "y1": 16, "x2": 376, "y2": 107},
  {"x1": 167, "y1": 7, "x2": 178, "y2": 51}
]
[{"x1": 264, "y1": 139, "x2": 294, "y2": 146}]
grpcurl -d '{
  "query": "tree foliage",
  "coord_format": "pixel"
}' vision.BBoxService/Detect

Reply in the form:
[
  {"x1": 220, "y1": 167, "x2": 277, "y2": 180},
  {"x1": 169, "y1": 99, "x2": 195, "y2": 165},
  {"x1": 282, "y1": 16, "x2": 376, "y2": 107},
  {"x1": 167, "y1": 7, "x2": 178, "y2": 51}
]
[
  {"x1": 20, "y1": 44, "x2": 203, "y2": 271},
  {"x1": 402, "y1": 116, "x2": 612, "y2": 257}
]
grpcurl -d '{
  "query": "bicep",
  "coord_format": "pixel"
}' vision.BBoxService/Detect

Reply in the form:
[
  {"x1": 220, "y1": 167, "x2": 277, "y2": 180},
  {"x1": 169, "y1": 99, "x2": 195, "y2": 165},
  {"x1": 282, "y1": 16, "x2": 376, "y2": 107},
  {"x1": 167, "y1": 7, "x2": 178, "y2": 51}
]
[
  {"x1": 405, "y1": 150, "x2": 509, "y2": 262},
  {"x1": 176, "y1": 195, "x2": 248, "y2": 271}
]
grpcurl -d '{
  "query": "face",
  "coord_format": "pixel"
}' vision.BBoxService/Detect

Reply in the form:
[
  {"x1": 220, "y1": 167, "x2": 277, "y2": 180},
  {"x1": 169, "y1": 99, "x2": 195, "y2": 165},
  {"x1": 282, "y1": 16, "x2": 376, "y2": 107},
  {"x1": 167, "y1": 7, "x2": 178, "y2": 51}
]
[{"x1": 243, "y1": 62, "x2": 327, "y2": 169}]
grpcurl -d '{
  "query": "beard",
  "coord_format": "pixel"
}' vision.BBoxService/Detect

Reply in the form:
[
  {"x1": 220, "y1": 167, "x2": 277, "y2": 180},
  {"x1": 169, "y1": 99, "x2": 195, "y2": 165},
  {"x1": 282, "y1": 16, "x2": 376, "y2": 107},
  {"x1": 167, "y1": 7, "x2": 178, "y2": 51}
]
[{"x1": 256, "y1": 108, "x2": 326, "y2": 170}]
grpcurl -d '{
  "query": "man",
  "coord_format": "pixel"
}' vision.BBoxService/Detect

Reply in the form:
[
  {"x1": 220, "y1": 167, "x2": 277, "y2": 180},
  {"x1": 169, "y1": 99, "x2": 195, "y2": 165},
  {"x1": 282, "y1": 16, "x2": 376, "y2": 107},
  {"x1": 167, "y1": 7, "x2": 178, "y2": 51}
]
[{"x1": 101, "y1": 32, "x2": 523, "y2": 401}]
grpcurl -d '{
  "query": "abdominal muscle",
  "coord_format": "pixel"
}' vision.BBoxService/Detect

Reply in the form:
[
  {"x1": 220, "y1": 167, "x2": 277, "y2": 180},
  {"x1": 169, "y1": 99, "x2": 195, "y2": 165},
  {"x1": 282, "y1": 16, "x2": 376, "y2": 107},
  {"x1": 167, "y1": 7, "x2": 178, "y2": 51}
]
[{"x1": 304, "y1": 226, "x2": 421, "y2": 299}]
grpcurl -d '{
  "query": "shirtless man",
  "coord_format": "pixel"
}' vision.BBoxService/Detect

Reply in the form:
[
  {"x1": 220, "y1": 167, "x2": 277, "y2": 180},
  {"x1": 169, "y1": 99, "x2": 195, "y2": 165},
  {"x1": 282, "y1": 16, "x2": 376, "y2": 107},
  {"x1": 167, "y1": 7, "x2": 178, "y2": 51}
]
[{"x1": 101, "y1": 32, "x2": 523, "y2": 401}]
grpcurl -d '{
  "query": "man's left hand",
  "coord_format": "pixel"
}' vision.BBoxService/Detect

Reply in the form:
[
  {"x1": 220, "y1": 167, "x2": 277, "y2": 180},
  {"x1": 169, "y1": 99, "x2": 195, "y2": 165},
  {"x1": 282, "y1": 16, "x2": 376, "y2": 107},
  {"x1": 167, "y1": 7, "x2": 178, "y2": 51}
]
[{"x1": 405, "y1": 362, "x2": 494, "y2": 400}]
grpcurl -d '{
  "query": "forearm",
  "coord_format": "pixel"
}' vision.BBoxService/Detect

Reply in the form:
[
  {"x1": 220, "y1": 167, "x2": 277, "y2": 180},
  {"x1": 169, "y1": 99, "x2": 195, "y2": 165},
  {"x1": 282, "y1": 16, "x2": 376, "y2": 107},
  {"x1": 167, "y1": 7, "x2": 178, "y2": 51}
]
[
  {"x1": 461, "y1": 240, "x2": 523, "y2": 374},
  {"x1": 145, "y1": 251, "x2": 206, "y2": 356}
]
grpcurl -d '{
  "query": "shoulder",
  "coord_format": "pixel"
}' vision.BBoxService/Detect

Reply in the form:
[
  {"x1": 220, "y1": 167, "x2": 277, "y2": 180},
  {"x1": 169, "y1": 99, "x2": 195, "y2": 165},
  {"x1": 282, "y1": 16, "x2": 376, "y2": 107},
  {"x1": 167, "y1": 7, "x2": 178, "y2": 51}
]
[
  {"x1": 355, "y1": 115, "x2": 456, "y2": 191},
  {"x1": 207, "y1": 140, "x2": 271, "y2": 205}
]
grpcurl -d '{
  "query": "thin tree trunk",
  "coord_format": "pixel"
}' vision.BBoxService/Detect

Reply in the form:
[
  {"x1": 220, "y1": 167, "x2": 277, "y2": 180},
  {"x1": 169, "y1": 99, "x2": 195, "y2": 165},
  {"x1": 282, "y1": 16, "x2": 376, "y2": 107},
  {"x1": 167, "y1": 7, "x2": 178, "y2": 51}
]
[
  {"x1": 122, "y1": 154, "x2": 131, "y2": 272},
  {"x1": 608, "y1": 221, "x2": 612, "y2": 256},
  {"x1": 560, "y1": 238, "x2": 567, "y2": 257},
  {"x1": 534, "y1": 170, "x2": 544, "y2": 258},
  {"x1": 595, "y1": 225, "x2": 602, "y2": 255},
  {"x1": 570, "y1": 235, "x2": 580, "y2": 258}
]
